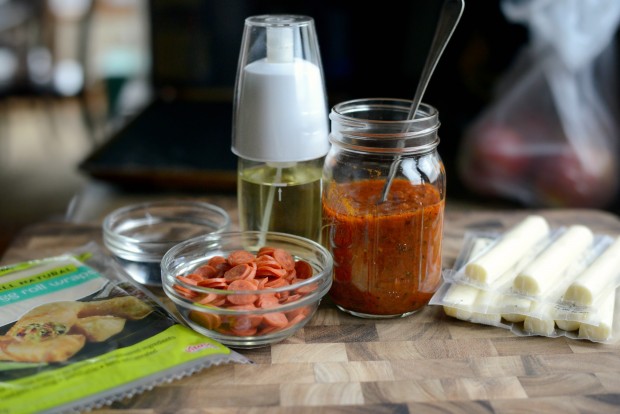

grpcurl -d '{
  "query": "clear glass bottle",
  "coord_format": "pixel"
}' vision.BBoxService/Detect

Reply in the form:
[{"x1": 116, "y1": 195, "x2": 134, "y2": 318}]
[
  {"x1": 232, "y1": 15, "x2": 329, "y2": 243},
  {"x1": 322, "y1": 98, "x2": 446, "y2": 318},
  {"x1": 237, "y1": 158, "x2": 323, "y2": 241}
]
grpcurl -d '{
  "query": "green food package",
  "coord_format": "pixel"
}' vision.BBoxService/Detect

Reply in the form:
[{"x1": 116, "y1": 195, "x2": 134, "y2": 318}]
[{"x1": 0, "y1": 243, "x2": 250, "y2": 414}]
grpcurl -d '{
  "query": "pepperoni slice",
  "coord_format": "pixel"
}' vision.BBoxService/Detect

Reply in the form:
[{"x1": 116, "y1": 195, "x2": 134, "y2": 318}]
[
  {"x1": 231, "y1": 314, "x2": 263, "y2": 330},
  {"x1": 197, "y1": 277, "x2": 228, "y2": 289},
  {"x1": 184, "y1": 273, "x2": 204, "y2": 282},
  {"x1": 212, "y1": 262, "x2": 232, "y2": 277},
  {"x1": 228, "y1": 279, "x2": 257, "y2": 291},
  {"x1": 227, "y1": 250, "x2": 256, "y2": 266},
  {"x1": 224, "y1": 263, "x2": 256, "y2": 282},
  {"x1": 264, "y1": 278, "x2": 288, "y2": 289},
  {"x1": 230, "y1": 327, "x2": 258, "y2": 336},
  {"x1": 173, "y1": 284, "x2": 197, "y2": 298},
  {"x1": 176, "y1": 276, "x2": 199, "y2": 286},
  {"x1": 262, "y1": 312, "x2": 288, "y2": 328},
  {"x1": 227, "y1": 279, "x2": 258, "y2": 305},
  {"x1": 194, "y1": 264, "x2": 218, "y2": 279},
  {"x1": 255, "y1": 255, "x2": 282, "y2": 268},
  {"x1": 273, "y1": 248, "x2": 295, "y2": 271},
  {"x1": 281, "y1": 293, "x2": 302, "y2": 304},
  {"x1": 256, "y1": 277, "x2": 268, "y2": 289},
  {"x1": 284, "y1": 269, "x2": 296, "y2": 281},
  {"x1": 210, "y1": 297, "x2": 227, "y2": 307},
  {"x1": 197, "y1": 293, "x2": 219, "y2": 304},
  {"x1": 226, "y1": 304, "x2": 257, "y2": 311},
  {"x1": 257, "y1": 294, "x2": 280, "y2": 309},
  {"x1": 256, "y1": 266, "x2": 288, "y2": 278},
  {"x1": 294, "y1": 260, "x2": 313, "y2": 279},
  {"x1": 207, "y1": 256, "x2": 227, "y2": 266},
  {"x1": 257, "y1": 246, "x2": 277, "y2": 257}
]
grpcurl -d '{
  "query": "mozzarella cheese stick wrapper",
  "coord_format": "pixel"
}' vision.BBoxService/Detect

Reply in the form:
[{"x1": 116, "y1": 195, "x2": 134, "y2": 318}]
[
  {"x1": 444, "y1": 306, "x2": 501, "y2": 325},
  {"x1": 453, "y1": 236, "x2": 495, "y2": 270},
  {"x1": 443, "y1": 284, "x2": 501, "y2": 325},
  {"x1": 523, "y1": 302, "x2": 556, "y2": 336},
  {"x1": 469, "y1": 289, "x2": 502, "y2": 325},
  {"x1": 465, "y1": 215, "x2": 550, "y2": 285},
  {"x1": 469, "y1": 312, "x2": 502, "y2": 325},
  {"x1": 564, "y1": 236, "x2": 620, "y2": 307},
  {"x1": 443, "y1": 283, "x2": 479, "y2": 307},
  {"x1": 501, "y1": 294, "x2": 531, "y2": 323},
  {"x1": 444, "y1": 306, "x2": 472, "y2": 320},
  {"x1": 524, "y1": 315, "x2": 556, "y2": 336},
  {"x1": 555, "y1": 318, "x2": 581, "y2": 332},
  {"x1": 513, "y1": 225, "x2": 594, "y2": 297},
  {"x1": 443, "y1": 284, "x2": 478, "y2": 320},
  {"x1": 578, "y1": 288, "x2": 616, "y2": 341}
]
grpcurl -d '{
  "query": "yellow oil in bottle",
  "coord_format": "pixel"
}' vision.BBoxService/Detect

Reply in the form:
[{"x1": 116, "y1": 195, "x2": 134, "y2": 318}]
[{"x1": 238, "y1": 159, "x2": 323, "y2": 242}]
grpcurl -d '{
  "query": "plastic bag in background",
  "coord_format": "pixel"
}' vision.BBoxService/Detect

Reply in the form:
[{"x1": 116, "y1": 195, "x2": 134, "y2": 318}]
[{"x1": 458, "y1": 0, "x2": 620, "y2": 208}]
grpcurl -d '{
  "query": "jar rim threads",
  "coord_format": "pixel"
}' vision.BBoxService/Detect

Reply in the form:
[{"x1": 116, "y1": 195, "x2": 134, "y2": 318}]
[{"x1": 329, "y1": 98, "x2": 440, "y2": 154}]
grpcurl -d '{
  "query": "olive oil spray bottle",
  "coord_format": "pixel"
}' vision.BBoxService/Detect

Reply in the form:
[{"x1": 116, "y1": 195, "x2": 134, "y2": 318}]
[{"x1": 232, "y1": 15, "x2": 329, "y2": 243}]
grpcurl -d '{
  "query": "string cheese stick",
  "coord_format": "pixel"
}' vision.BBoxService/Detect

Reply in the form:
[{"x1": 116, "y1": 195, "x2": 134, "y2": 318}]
[
  {"x1": 564, "y1": 236, "x2": 620, "y2": 306},
  {"x1": 523, "y1": 316, "x2": 555, "y2": 336},
  {"x1": 465, "y1": 215, "x2": 550, "y2": 285},
  {"x1": 469, "y1": 311, "x2": 502, "y2": 325},
  {"x1": 444, "y1": 306, "x2": 471, "y2": 320},
  {"x1": 468, "y1": 289, "x2": 502, "y2": 325},
  {"x1": 443, "y1": 284, "x2": 479, "y2": 306},
  {"x1": 444, "y1": 237, "x2": 497, "y2": 319},
  {"x1": 513, "y1": 225, "x2": 593, "y2": 296},
  {"x1": 500, "y1": 294, "x2": 531, "y2": 323},
  {"x1": 443, "y1": 286, "x2": 501, "y2": 325},
  {"x1": 523, "y1": 302, "x2": 556, "y2": 336},
  {"x1": 555, "y1": 318, "x2": 581, "y2": 332},
  {"x1": 578, "y1": 289, "x2": 616, "y2": 341},
  {"x1": 443, "y1": 284, "x2": 478, "y2": 319}
]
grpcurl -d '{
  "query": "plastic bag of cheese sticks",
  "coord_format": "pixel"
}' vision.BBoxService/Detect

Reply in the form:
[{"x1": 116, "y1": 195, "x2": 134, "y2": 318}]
[
  {"x1": 433, "y1": 277, "x2": 620, "y2": 343},
  {"x1": 430, "y1": 217, "x2": 620, "y2": 343},
  {"x1": 0, "y1": 242, "x2": 251, "y2": 414},
  {"x1": 442, "y1": 216, "x2": 616, "y2": 308}
]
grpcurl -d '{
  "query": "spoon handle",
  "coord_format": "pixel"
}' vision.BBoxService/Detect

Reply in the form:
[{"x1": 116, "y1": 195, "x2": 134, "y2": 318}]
[
  {"x1": 379, "y1": 0, "x2": 465, "y2": 203},
  {"x1": 408, "y1": 0, "x2": 465, "y2": 120},
  {"x1": 379, "y1": 0, "x2": 464, "y2": 203}
]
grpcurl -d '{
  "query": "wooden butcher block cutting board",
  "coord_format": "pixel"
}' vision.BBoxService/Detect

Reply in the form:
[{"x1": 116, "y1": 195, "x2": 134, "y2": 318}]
[{"x1": 2, "y1": 208, "x2": 620, "y2": 413}]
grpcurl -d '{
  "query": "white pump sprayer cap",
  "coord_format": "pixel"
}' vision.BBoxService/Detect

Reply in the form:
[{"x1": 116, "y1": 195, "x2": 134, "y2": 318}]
[
  {"x1": 232, "y1": 15, "x2": 330, "y2": 163},
  {"x1": 267, "y1": 26, "x2": 294, "y2": 63}
]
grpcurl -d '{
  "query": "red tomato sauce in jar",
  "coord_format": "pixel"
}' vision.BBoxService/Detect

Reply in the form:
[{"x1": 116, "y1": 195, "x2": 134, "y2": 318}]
[{"x1": 322, "y1": 178, "x2": 445, "y2": 316}]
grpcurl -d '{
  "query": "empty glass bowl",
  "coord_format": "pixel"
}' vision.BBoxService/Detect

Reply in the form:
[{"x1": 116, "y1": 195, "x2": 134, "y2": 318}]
[
  {"x1": 103, "y1": 200, "x2": 230, "y2": 286},
  {"x1": 161, "y1": 231, "x2": 333, "y2": 348}
]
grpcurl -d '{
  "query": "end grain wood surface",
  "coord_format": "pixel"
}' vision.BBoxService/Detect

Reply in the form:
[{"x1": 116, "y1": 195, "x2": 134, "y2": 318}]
[{"x1": 2, "y1": 206, "x2": 620, "y2": 413}]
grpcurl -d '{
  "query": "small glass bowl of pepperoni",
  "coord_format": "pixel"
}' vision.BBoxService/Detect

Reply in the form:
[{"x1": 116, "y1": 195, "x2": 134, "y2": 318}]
[{"x1": 161, "y1": 231, "x2": 333, "y2": 348}]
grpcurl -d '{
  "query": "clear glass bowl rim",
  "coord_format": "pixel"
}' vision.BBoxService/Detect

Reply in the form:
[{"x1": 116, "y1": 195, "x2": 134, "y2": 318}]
[
  {"x1": 103, "y1": 200, "x2": 231, "y2": 255},
  {"x1": 161, "y1": 230, "x2": 333, "y2": 299}
]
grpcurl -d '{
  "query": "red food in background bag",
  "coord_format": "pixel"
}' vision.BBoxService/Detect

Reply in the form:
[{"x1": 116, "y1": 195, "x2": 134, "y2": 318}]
[
  {"x1": 534, "y1": 148, "x2": 617, "y2": 208},
  {"x1": 460, "y1": 121, "x2": 530, "y2": 196},
  {"x1": 458, "y1": 0, "x2": 620, "y2": 209}
]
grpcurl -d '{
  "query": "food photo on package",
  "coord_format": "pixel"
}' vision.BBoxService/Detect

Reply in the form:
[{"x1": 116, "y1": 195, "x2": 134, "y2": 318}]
[
  {"x1": 430, "y1": 215, "x2": 620, "y2": 343},
  {"x1": 0, "y1": 243, "x2": 250, "y2": 414}
]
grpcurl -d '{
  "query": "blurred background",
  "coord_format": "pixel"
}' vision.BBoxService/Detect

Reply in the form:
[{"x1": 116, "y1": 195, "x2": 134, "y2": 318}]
[{"x1": 1, "y1": 0, "x2": 619, "y2": 256}]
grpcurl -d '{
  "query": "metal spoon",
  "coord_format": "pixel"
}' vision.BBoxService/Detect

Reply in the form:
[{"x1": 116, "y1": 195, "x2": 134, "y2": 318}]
[{"x1": 379, "y1": 0, "x2": 465, "y2": 203}]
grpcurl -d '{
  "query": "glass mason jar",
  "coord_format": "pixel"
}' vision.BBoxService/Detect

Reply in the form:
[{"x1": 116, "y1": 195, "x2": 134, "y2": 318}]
[{"x1": 322, "y1": 98, "x2": 446, "y2": 318}]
